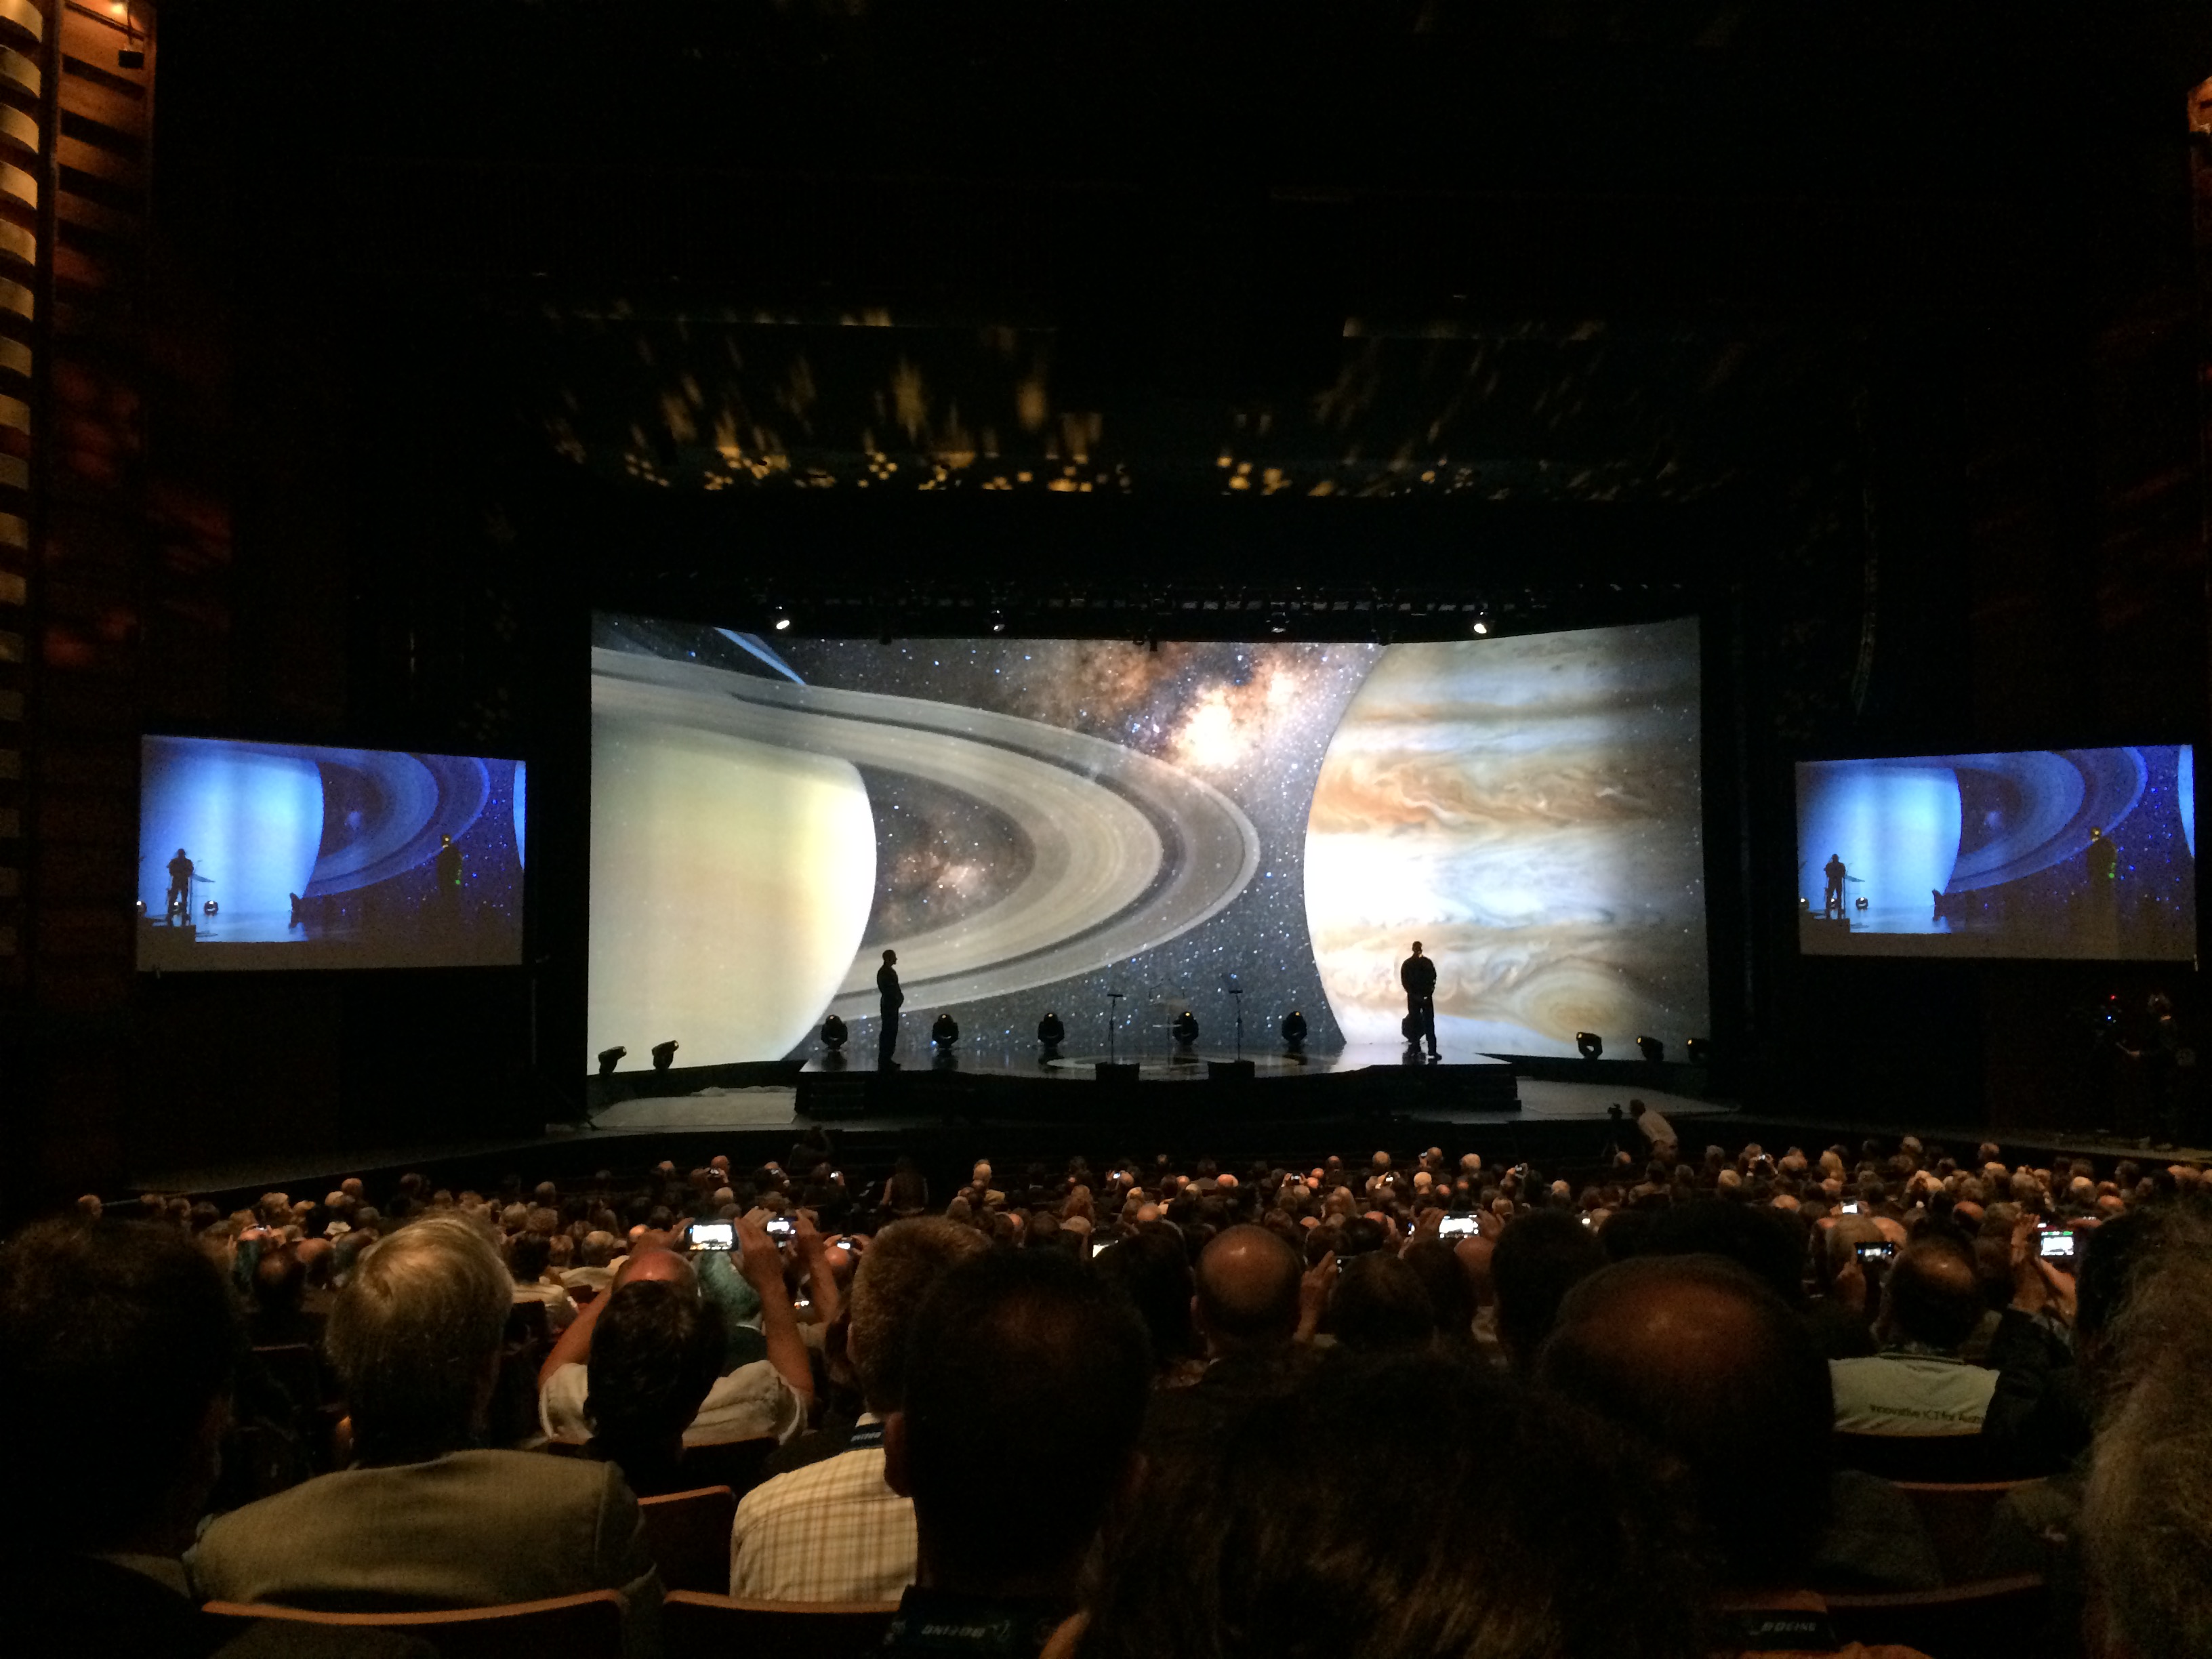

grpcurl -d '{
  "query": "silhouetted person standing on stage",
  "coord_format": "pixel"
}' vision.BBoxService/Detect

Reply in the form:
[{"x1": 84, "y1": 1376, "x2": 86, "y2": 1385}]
[
  {"x1": 1401, "y1": 940, "x2": 1439, "y2": 1060},
  {"x1": 2085, "y1": 827, "x2": 2117, "y2": 883},
  {"x1": 1822, "y1": 853, "x2": 1846, "y2": 918},
  {"x1": 165, "y1": 848, "x2": 193, "y2": 922},
  {"x1": 2084, "y1": 827, "x2": 2121, "y2": 954},
  {"x1": 878, "y1": 948, "x2": 904, "y2": 1069},
  {"x1": 434, "y1": 833, "x2": 464, "y2": 926}
]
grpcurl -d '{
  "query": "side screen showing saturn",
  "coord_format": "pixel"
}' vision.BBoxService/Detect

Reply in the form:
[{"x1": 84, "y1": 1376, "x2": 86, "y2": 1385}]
[
  {"x1": 1795, "y1": 746, "x2": 2197, "y2": 960},
  {"x1": 588, "y1": 611, "x2": 1711, "y2": 1069},
  {"x1": 137, "y1": 737, "x2": 527, "y2": 970}
]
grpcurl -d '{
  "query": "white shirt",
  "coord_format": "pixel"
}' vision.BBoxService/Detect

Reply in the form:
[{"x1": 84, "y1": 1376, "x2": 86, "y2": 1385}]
[
  {"x1": 729, "y1": 1425, "x2": 914, "y2": 1604},
  {"x1": 1829, "y1": 1351, "x2": 1999, "y2": 1437},
  {"x1": 1635, "y1": 1109, "x2": 1679, "y2": 1150},
  {"x1": 539, "y1": 1357, "x2": 806, "y2": 1446}
]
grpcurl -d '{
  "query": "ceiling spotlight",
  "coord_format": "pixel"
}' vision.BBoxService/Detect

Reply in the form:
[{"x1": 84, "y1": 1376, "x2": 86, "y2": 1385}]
[
  {"x1": 769, "y1": 606, "x2": 792, "y2": 633},
  {"x1": 596, "y1": 1046, "x2": 627, "y2": 1077},
  {"x1": 1267, "y1": 609, "x2": 1289, "y2": 636},
  {"x1": 1471, "y1": 601, "x2": 1492, "y2": 636},
  {"x1": 1576, "y1": 1031, "x2": 1604, "y2": 1061},
  {"x1": 989, "y1": 609, "x2": 1008, "y2": 636}
]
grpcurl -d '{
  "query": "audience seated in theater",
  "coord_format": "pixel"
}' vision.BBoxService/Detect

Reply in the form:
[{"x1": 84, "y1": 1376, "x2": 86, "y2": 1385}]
[
  {"x1": 881, "y1": 1250, "x2": 1151, "y2": 1659},
  {"x1": 537, "y1": 1221, "x2": 808, "y2": 1447},
  {"x1": 1540, "y1": 1253, "x2": 1946, "y2": 1616},
  {"x1": 577, "y1": 1277, "x2": 728, "y2": 1496},
  {"x1": 1082, "y1": 1349, "x2": 1707, "y2": 1659},
  {"x1": 189, "y1": 1213, "x2": 663, "y2": 1658},
  {"x1": 731, "y1": 1216, "x2": 989, "y2": 1603},
  {"x1": 0, "y1": 1219, "x2": 425, "y2": 1656},
  {"x1": 2079, "y1": 1208, "x2": 2212, "y2": 1659}
]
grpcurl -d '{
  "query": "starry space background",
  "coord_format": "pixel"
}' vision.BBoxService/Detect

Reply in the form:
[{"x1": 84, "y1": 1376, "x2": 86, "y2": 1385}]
[{"x1": 776, "y1": 635, "x2": 1382, "y2": 1059}]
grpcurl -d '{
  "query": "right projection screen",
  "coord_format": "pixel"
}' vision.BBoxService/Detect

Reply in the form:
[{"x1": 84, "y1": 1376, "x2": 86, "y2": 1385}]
[
  {"x1": 588, "y1": 613, "x2": 1711, "y2": 1067},
  {"x1": 1796, "y1": 745, "x2": 2197, "y2": 959}
]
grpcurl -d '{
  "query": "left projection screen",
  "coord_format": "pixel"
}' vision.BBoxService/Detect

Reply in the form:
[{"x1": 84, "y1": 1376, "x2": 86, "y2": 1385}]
[{"x1": 137, "y1": 737, "x2": 525, "y2": 971}]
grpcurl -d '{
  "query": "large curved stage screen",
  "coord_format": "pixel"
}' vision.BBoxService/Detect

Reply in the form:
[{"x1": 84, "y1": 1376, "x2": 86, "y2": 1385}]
[
  {"x1": 588, "y1": 613, "x2": 1710, "y2": 1069},
  {"x1": 137, "y1": 737, "x2": 526, "y2": 970},
  {"x1": 1795, "y1": 746, "x2": 2197, "y2": 959}
]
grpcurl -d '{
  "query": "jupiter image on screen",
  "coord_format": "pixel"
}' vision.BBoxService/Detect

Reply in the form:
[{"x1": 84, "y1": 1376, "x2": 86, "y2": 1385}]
[{"x1": 587, "y1": 613, "x2": 1709, "y2": 1068}]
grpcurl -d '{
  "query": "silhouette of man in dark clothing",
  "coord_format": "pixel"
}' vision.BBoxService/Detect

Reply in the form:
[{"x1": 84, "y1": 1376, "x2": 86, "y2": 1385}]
[
  {"x1": 2085, "y1": 828, "x2": 2117, "y2": 883},
  {"x1": 1401, "y1": 941, "x2": 1439, "y2": 1059},
  {"x1": 878, "y1": 948, "x2": 905, "y2": 1069},
  {"x1": 165, "y1": 848, "x2": 193, "y2": 921},
  {"x1": 434, "y1": 833, "x2": 464, "y2": 925},
  {"x1": 1822, "y1": 853, "x2": 1847, "y2": 919}
]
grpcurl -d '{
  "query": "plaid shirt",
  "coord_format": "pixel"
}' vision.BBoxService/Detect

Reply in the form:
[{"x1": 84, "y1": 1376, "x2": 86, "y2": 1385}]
[{"x1": 729, "y1": 1426, "x2": 915, "y2": 1603}]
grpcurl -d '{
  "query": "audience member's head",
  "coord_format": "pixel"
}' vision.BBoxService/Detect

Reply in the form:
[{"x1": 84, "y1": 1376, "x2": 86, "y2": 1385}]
[
  {"x1": 1091, "y1": 1223, "x2": 1199, "y2": 1371},
  {"x1": 888, "y1": 1250, "x2": 1151, "y2": 1597},
  {"x1": 584, "y1": 1277, "x2": 724, "y2": 1469},
  {"x1": 1400, "y1": 1237, "x2": 1479, "y2": 1341},
  {"x1": 326, "y1": 1214, "x2": 511, "y2": 1465},
  {"x1": 1192, "y1": 1225, "x2": 1303, "y2": 1357},
  {"x1": 1328, "y1": 1250, "x2": 1437, "y2": 1353},
  {"x1": 1879, "y1": 1237, "x2": 1982, "y2": 1354},
  {"x1": 1086, "y1": 1351, "x2": 1706, "y2": 1659},
  {"x1": 1490, "y1": 1209, "x2": 1607, "y2": 1370},
  {"x1": 847, "y1": 1217, "x2": 991, "y2": 1416},
  {"x1": 0, "y1": 1220, "x2": 239, "y2": 1555},
  {"x1": 2081, "y1": 1210, "x2": 2212, "y2": 1658},
  {"x1": 508, "y1": 1230, "x2": 553, "y2": 1286},
  {"x1": 1540, "y1": 1254, "x2": 1834, "y2": 1587}
]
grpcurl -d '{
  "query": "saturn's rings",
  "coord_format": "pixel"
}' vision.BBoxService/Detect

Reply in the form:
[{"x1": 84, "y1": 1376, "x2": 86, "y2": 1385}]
[
  {"x1": 590, "y1": 650, "x2": 1263, "y2": 1016},
  {"x1": 304, "y1": 750, "x2": 493, "y2": 897}
]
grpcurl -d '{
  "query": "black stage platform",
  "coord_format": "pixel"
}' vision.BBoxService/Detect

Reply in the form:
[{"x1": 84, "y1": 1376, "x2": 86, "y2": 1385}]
[{"x1": 791, "y1": 1044, "x2": 1524, "y2": 1122}]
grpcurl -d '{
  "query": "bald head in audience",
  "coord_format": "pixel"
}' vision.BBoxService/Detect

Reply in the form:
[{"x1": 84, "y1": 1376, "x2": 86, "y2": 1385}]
[
  {"x1": 1193, "y1": 1225, "x2": 1303, "y2": 1357},
  {"x1": 1539, "y1": 1254, "x2": 1833, "y2": 1588}
]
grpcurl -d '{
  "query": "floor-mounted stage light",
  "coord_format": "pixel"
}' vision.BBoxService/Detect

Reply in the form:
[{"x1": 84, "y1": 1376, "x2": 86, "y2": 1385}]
[
  {"x1": 1684, "y1": 1037, "x2": 1709, "y2": 1067},
  {"x1": 1172, "y1": 1010, "x2": 1200, "y2": 1048},
  {"x1": 930, "y1": 1013, "x2": 960, "y2": 1049},
  {"x1": 820, "y1": 1016, "x2": 848, "y2": 1052},
  {"x1": 1637, "y1": 1036, "x2": 1664, "y2": 1063},
  {"x1": 203, "y1": 899, "x2": 219, "y2": 916},
  {"x1": 596, "y1": 1046, "x2": 627, "y2": 1077},
  {"x1": 1576, "y1": 1031, "x2": 1603, "y2": 1061},
  {"x1": 651, "y1": 1039, "x2": 680, "y2": 1072},
  {"x1": 1281, "y1": 1010, "x2": 1308, "y2": 1052},
  {"x1": 1036, "y1": 1010, "x2": 1065, "y2": 1055}
]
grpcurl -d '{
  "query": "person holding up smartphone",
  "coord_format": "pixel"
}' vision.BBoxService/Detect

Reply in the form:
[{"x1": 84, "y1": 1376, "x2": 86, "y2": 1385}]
[{"x1": 535, "y1": 1216, "x2": 813, "y2": 1450}]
